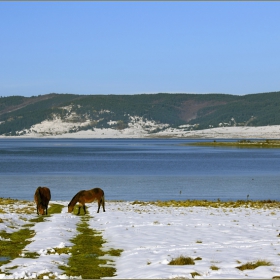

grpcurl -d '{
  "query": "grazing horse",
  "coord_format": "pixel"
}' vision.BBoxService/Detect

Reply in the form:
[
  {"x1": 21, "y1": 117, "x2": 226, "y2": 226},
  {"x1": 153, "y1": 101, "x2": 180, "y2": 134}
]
[
  {"x1": 34, "y1": 186, "x2": 51, "y2": 215},
  {"x1": 68, "y1": 188, "x2": 105, "y2": 215}
]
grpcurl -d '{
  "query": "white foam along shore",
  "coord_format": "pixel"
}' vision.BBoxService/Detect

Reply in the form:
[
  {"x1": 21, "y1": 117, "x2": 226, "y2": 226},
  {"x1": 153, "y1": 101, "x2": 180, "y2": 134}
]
[
  {"x1": 1, "y1": 117, "x2": 280, "y2": 139},
  {"x1": 1, "y1": 200, "x2": 280, "y2": 279}
]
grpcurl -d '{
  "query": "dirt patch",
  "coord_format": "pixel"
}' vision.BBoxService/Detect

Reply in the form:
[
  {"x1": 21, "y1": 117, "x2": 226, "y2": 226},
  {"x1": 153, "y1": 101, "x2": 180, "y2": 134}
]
[
  {"x1": 179, "y1": 100, "x2": 227, "y2": 122},
  {"x1": 0, "y1": 94, "x2": 56, "y2": 116}
]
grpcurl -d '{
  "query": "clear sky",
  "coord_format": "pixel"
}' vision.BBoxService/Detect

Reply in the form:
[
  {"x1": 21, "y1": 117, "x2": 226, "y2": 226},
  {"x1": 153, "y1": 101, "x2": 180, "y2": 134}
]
[{"x1": 1, "y1": 1, "x2": 280, "y2": 97}]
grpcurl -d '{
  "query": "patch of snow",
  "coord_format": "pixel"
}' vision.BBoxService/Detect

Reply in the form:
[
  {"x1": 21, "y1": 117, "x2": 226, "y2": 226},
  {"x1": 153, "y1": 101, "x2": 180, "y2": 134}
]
[
  {"x1": 1, "y1": 201, "x2": 280, "y2": 278},
  {"x1": 99, "y1": 110, "x2": 110, "y2": 114},
  {"x1": 2, "y1": 113, "x2": 280, "y2": 139}
]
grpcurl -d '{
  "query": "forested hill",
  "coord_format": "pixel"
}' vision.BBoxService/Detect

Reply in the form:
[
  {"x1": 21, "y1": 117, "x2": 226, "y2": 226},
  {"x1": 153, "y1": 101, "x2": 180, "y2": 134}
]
[{"x1": 0, "y1": 91, "x2": 280, "y2": 136}]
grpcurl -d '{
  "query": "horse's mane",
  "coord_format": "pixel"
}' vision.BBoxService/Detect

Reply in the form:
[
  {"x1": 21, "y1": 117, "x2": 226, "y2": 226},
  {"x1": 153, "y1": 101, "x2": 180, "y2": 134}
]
[{"x1": 68, "y1": 190, "x2": 85, "y2": 206}]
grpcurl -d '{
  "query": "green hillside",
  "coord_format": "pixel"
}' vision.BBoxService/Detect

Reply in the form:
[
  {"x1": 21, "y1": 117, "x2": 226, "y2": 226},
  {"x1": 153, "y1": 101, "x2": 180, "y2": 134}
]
[{"x1": 0, "y1": 91, "x2": 280, "y2": 135}]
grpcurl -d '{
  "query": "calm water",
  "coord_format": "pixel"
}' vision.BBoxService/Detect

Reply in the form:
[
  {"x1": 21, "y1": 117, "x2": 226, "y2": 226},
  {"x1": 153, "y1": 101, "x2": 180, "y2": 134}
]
[{"x1": 0, "y1": 138, "x2": 280, "y2": 202}]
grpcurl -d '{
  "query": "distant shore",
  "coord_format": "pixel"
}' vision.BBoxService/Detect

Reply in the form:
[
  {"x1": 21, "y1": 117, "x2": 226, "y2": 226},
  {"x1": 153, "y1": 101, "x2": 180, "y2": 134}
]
[
  {"x1": 187, "y1": 139, "x2": 280, "y2": 148},
  {"x1": 0, "y1": 125, "x2": 280, "y2": 139}
]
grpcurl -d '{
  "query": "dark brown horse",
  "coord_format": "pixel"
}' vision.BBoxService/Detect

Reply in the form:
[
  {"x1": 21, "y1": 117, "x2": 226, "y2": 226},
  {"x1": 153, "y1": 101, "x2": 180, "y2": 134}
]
[
  {"x1": 68, "y1": 188, "x2": 105, "y2": 215},
  {"x1": 34, "y1": 186, "x2": 51, "y2": 215}
]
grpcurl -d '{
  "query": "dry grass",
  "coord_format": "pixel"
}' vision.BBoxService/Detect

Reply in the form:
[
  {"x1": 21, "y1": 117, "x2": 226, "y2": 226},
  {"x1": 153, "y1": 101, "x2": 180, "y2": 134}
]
[
  {"x1": 187, "y1": 139, "x2": 280, "y2": 148},
  {"x1": 168, "y1": 255, "x2": 195, "y2": 265},
  {"x1": 0, "y1": 198, "x2": 36, "y2": 215},
  {"x1": 236, "y1": 260, "x2": 273, "y2": 271},
  {"x1": 190, "y1": 272, "x2": 201, "y2": 278},
  {"x1": 132, "y1": 199, "x2": 280, "y2": 209}
]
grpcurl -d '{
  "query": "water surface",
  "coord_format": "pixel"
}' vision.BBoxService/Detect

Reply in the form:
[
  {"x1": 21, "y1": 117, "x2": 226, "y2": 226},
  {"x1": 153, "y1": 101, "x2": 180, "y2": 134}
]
[{"x1": 0, "y1": 138, "x2": 279, "y2": 202}]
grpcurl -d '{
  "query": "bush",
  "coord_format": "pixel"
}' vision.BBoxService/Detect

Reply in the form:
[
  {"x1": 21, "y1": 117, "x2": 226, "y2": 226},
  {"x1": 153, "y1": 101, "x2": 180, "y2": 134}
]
[
  {"x1": 236, "y1": 260, "x2": 272, "y2": 271},
  {"x1": 168, "y1": 255, "x2": 195, "y2": 265}
]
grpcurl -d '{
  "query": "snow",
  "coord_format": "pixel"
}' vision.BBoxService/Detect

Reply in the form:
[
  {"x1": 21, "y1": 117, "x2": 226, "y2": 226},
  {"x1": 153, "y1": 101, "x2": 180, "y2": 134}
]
[
  {"x1": 1, "y1": 114, "x2": 280, "y2": 139},
  {"x1": 1, "y1": 200, "x2": 280, "y2": 279}
]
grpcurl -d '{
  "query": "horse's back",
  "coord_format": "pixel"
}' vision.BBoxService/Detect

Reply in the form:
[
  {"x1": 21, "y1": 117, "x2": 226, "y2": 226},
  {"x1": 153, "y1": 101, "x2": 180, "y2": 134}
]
[
  {"x1": 41, "y1": 187, "x2": 51, "y2": 200},
  {"x1": 37, "y1": 186, "x2": 51, "y2": 203},
  {"x1": 78, "y1": 188, "x2": 104, "y2": 203},
  {"x1": 91, "y1": 188, "x2": 104, "y2": 196}
]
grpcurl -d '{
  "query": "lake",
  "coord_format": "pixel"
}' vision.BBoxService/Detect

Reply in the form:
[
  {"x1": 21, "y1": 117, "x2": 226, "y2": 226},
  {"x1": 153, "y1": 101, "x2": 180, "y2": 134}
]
[{"x1": 0, "y1": 138, "x2": 280, "y2": 202}]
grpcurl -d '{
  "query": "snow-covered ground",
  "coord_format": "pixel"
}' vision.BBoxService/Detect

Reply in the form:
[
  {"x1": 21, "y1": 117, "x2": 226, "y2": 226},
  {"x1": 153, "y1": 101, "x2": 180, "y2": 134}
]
[
  {"x1": 1, "y1": 114, "x2": 280, "y2": 139},
  {"x1": 1, "y1": 200, "x2": 280, "y2": 279}
]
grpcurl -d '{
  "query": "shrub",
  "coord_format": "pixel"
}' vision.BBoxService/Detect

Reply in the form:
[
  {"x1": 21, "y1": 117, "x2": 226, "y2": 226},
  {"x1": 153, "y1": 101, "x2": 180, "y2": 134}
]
[
  {"x1": 168, "y1": 255, "x2": 195, "y2": 265},
  {"x1": 190, "y1": 272, "x2": 201, "y2": 278},
  {"x1": 236, "y1": 260, "x2": 272, "y2": 271}
]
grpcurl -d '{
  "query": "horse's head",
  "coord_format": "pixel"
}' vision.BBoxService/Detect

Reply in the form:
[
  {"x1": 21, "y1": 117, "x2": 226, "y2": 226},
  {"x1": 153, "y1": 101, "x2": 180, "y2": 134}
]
[
  {"x1": 68, "y1": 203, "x2": 74, "y2": 213},
  {"x1": 38, "y1": 205, "x2": 45, "y2": 215}
]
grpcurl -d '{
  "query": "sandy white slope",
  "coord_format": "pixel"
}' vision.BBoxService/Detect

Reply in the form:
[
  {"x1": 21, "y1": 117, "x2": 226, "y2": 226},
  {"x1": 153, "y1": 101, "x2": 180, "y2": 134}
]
[
  {"x1": 1, "y1": 114, "x2": 280, "y2": 139},
  {"x1": 1, "y1": 201, "x2": 280, "y2": 279}
]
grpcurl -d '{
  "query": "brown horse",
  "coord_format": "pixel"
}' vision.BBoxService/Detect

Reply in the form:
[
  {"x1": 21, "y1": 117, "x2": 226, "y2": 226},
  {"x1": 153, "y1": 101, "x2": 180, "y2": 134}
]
[
  {"x1": 34, "y1": 186, "x2": 51, "y2": 215},
  {"x1": 68, "y1": 188, "x2": 105, "y2": 215}
]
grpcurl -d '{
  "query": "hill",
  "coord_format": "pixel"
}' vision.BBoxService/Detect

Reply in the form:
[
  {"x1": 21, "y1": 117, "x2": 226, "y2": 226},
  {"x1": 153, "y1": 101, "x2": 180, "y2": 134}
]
[{"x1": 0, "y1": 91, "x2": 280, "y2": 137}]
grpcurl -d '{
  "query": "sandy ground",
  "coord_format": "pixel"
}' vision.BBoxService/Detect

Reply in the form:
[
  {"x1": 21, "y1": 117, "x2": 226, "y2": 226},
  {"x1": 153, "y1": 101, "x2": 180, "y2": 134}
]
[{"x1": 1, "y1": 120, "x2": 280, "y2": 139}]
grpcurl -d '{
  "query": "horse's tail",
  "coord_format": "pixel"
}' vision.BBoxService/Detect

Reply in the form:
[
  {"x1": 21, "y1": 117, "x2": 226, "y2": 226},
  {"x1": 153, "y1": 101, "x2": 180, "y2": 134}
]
[
  {"x1": 39, "y1": 187, "x2": 51, "y2": 206},
  {"x1": 44, "y1": 187, "x2": 51, "y2": 202},
  {"x1": 35, "y1": 187, "x2": 42, "y2": 204}
]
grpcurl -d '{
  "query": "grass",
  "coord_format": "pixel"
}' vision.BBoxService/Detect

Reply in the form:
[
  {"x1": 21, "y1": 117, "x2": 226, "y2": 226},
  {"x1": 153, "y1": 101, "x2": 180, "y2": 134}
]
[
  {"x1": 22, "y1": 251, "x2": 40, "y2": 258},
  {"x1": 0, "y1": 199, "x2": 122, "y2": 279},
  {"x1": 36, "y1": 272, "x2": 56, "y2": 279},
  {"x1": 0, "y1": 201, "x2": 65, "y2": 267},
  {"x1": 59, "y1": 216, "x2": 122, "y2": 279},
  {"x1": 30, "y1": 203, "x2": 64, "y2": 223},
  {"x1": 168, "y1": 255, "x2": 195, "y2": 265},
  {"x1": 190, "y1": 272, "x2": 201, "y2": 278},
  {"x1": 186, "y1": 139, "x2": 280, "y2": 148},
  {"x1": 132, "y1": 199, "x2": 280, "y2": 209},
  {"x1": 0, "y1": 198, "x2": 20, "y2": 206},
  {"x1": 236, "y1": 260, "x2": 273, "y2": 271},
  {"x1": 48, "y1": 203, "x2": 65, "y2": 214},
  {"x1": 210, "y1": 265, "x2": 220, "y2": 270},
  {"x1": 0, "y1": 228, "x2": 35, "y2": 265},
  {"x1": 0, "y1": 198, "x2": 34, "y2": 214}
]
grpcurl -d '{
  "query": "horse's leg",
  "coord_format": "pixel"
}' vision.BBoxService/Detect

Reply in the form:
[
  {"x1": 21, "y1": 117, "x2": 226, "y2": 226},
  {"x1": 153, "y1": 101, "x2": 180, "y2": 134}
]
[
  {"x1": 77, "y1": 206, "x2": 81, "y2": 215},
  {"x1": 36, "y1": 205, "x2": 39, "y2": 215},
  {"x1": 102, "y1": 198, "x2": 105, "y2": 212},
  {"x1": 83, "y1": 205, "x2": 86, "y2": 215},
  {"x1": 99, "y1": 197, "x2": 105, "y2": 212},
  {"x1": 46, "y1": 202, "x2": 49, "y2": 215}
]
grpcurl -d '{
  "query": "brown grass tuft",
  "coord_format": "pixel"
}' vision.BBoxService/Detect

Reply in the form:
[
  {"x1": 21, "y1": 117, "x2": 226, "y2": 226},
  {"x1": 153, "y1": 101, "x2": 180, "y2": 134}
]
[
  {"x1": 236, "y1": 260, "x2": 272, "y2": 271},
  {"x1": 168, "y1": 255, "x2": 195, "y2": 265}
]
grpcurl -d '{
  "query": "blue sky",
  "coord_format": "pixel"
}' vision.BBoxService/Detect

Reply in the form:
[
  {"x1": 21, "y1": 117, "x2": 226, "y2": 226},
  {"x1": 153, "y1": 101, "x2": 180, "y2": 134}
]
[{"x1": 1, "y1": 1, "x2": 280, "y2": 97}]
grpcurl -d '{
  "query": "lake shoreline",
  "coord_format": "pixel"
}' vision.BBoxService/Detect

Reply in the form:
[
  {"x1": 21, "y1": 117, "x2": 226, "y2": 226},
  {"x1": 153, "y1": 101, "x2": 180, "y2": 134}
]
[
  {"x1": 186, "y1": 139, "x2": 280, "y2": 148},
  {"x1": 1, "y1": 125, "x2": 280, "y2": 139}
]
